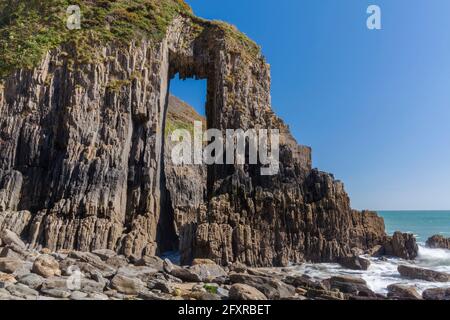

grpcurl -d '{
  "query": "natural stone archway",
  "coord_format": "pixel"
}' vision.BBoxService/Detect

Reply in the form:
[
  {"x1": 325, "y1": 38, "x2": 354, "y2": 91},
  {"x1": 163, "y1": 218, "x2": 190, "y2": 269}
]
[{"x1": 0, "y1": 8, "x2": 387, "y2": 267}]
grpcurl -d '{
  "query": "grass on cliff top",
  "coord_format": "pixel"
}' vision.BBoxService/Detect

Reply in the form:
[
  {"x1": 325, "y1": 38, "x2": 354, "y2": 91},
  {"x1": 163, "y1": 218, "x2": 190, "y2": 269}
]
[
  {"x1": 0, "y1": 0, "x2": 262, "y2": 80},
  {"x1": 0, "y1": 0, "x2": 192, "y2": 79}
]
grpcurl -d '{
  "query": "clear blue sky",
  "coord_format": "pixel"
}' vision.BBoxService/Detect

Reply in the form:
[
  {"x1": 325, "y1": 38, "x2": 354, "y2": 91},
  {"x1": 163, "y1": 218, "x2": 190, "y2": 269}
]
[{"x1": 171, "y1": 0, "x2": 450, "y2": 211}]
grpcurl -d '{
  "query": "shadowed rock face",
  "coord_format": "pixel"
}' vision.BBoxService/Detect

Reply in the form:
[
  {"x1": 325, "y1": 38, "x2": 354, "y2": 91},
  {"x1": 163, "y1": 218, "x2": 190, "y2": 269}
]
[{"x1": 0, "y1": 10, "x2": 388, "y2": 266}]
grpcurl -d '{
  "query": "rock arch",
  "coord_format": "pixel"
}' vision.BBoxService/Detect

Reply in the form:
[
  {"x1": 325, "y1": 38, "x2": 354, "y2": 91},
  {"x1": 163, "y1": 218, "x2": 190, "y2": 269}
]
[{"x1": 0, "y1": 15, "x2": 386, "y2": 266}]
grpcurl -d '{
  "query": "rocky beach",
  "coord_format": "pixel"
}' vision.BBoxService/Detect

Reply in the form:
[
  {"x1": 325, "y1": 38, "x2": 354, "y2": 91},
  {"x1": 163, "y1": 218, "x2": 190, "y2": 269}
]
[{"x1": 0, "y1": 228, "x2": 448, "y2": 300}]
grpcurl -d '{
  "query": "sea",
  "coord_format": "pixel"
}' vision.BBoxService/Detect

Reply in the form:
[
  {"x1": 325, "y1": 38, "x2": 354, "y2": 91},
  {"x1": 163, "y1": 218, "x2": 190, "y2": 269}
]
[{"x1": 290, "y1": 211, "x2": 450, "y2": 294}]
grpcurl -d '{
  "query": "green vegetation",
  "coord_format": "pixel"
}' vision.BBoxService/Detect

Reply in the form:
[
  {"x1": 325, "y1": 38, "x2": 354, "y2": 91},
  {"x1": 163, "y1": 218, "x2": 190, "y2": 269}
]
[
  {"x1": 0, "y1": 0, "x2": 262, "y2": 80},
  {"x1": 165, "y1": 116, "x2": 199, "y2": 138},
  {"x1": 203, "y1": 284, "x2": 218, "y2": 294},
  {"x1": 0, "y1": 0, "x2": 192, "y2": 79}
]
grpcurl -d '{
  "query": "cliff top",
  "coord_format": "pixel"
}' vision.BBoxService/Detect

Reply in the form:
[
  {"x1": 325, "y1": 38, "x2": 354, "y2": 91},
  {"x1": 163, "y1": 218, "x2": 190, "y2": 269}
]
[{"x1": 0, "y1": 0, "x2": 261, "y2": 79}]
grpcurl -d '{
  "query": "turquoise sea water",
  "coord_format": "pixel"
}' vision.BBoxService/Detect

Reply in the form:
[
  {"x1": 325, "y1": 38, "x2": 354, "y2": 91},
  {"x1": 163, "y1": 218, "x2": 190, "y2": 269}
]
[
  {"x1": 292, "y1": 210, "x2": 450, "y2": 294},
  {"x1": 377, "y1": 210, "x2": 450, "y2": 243}
]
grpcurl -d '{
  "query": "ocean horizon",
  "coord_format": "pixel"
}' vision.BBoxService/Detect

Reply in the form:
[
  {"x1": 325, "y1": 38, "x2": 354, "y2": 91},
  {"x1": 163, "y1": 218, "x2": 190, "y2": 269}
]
[{"x1": 377, "y1": 210, "x2": 450, "y2": 243}]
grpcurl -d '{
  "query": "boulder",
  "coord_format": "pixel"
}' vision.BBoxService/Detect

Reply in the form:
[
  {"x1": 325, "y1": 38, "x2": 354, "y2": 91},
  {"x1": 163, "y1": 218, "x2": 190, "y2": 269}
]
[
  {"x1": 422, "y1": 287, "x2": 450, "y2": 300},
  {"x1": 0, "y1": 272, "x2": 17, "y2": 287},
  {"x1": 110, "y1": 274, "x2": 145, "y2": 295},
  {"x1": 329, "y1": 276, "x2": 376, "y2": 297},
  {"x1": 229, "y1": 273, "x2": 295, "y2": 299},
  {"x1": 338, "y1": 255, "x2": 371, "y2": 270},
  {"x1": 106, "y1": 255, "x2": 129, "y2": 268},
  {"x1": 398, "y1": 265, "x2": 449, "y2": 282},
  {"x1": 0, "y1": 258, "x2": 23, "y2": 274},
  {"x1": 40, "y1": 288, "x2": 71, "y2": 299},
  {"x1": 170, "y1": 266, "x2": 202, "y2": 282},
  {"x1": 116, "y1": 265, "x2": 158, "y2": 282},
  {"x1": 384, "y1": 232, "x2": 418, "y2": 260},
  {"x1": 387, "y1": 284, "x2": 422, "y2": 300},
  {"x1": 189, "y1": 264, "x2": 227, "y2": 282},
  {"x1": 192, "y1": 259, "x2": 216, "y2": 266},
  {"x1": 426, "y1": 235, "x2": 450, "y2": 250},
  {"x1": 135, "y1": 255, "x2": 164, "y2": 271},
  {"x1": 283, "y1": 274, "x2": 329, "y2": 291},
  {"x1": 92, "y1": 249, "x2": 117, "y2": 261},
  {"x1": 6, "y1": 283, "x2": 39, "y2": 298},
  {"x1": 0, "y1": 230, "x2": 25, "y2": 249},
  {"x1": 17, "y1": 273, "x2": 44, "y2": 290},
  {"x1": 366, "y1": 245, "x2": 384, "y2": 257},
  {"x1": 229, "y1": 283, "x2": 267, "y2": 300},
  {"x1": 32, "y1": 254, "x2": 61, "y2": 278}
]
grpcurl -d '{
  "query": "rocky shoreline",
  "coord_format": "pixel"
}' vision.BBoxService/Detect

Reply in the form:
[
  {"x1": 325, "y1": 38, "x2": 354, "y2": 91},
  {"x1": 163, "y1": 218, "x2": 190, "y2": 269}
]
[{"x1": 1, "y1": 229, "x2": 448, "y2": 301}]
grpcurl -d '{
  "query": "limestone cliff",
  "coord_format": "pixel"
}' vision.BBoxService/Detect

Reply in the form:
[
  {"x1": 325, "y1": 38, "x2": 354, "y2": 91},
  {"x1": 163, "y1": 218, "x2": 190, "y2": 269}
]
[{"x1": 0, "y1": 0, "x2": 388, "y2": 266}]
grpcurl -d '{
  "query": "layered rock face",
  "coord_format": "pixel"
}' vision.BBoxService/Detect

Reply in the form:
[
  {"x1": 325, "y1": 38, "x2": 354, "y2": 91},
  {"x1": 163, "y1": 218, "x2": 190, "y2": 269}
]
[
  {"x1": 0, "y1": 5, "x2": 388, "y2": 266},
  {"x1": 426, "y1": 235, "x2": 450, "y2": 250}
]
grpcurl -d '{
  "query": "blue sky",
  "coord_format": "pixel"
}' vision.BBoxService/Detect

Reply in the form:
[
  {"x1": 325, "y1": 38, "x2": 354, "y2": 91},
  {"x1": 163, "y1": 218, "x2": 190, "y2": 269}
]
[{"x1": 170, "y1": 0, "x2": 450, "y2": 210}]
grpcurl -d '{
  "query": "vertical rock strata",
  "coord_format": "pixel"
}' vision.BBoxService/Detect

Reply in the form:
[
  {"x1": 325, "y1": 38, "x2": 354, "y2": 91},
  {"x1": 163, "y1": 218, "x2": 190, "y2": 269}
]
[{"x1": 0, "y1": 9, "x2": 386, "y2": 266}]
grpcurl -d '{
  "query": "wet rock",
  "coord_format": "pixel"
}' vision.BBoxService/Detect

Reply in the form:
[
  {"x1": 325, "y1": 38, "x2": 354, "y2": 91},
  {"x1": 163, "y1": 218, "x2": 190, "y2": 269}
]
[
  {"x1": 306, "y1": 288, "x2": 345, "y2": 300},
  {"x1": 338, "y1": 255, "x2": 371, "y2": 270},
  {"x1": 329, "y1": 276, "x2": 376, "y2": 297},
  {"x1": 229, "y1": 283, "x2": 268, "y2": 300},
  {"x1": 366, "y1": 245, "x2": 384, "y2": 257},
  {"x1": 384, "y1": 232, "x2": 418, "y2": 260},
  {"x1": 387, "y1": 284, "x2": 422, "y2": 300},
  {"x1": 229, "y1": 273, "x2": 295, "y2": 299},
  {"x1": 110, "y1": 274, "x2": 145, "y2": 295},
  {"x1": 32, "y1": 254, "x2": 61, "y2": 278},
  {"x1": 426, "y1": 235, "x2": 450, "y2": 250},
  {"x1": 398, "y1": 265, "x2": 449, "y2": 282},
  {"x1": 422, "y1": 287, "x2": 450, "y2": 300},
  {"x1": 0, "y1": 258, "x2": 23, "y2": 273},
  {"x1": 283, "y1": 274, "x2": 329, "y2": 291}
]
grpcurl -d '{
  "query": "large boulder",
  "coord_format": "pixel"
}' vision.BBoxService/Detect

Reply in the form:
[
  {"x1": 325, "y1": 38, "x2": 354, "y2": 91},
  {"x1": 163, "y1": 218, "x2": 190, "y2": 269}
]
[
  {"x1": 398, "y1": 265, "x2": 449, "y2": 282},
  {"x1": 328, "y1": 276, "x2": 377, "y2": 298},
  {"x1": 229, "y1": 273, "x2": 295, "y2": 300},
  {"x1": 384, "y1": 232, "x2": 418, "y2": 260},
  {"x1": 387, "y1": 284, "x2": 422, "y2": 300},
  {"x1": 188, "y1": 263, "x2": 227, "y2": 282},
  {"x1": 422, "y1": 287, "x2": 450, "y2": 300},
  {"x1": 0, "y1": 230, "x2": 25, "y2": 250},
  {"x1": 338, "y1": 255, "x2": 371, "y2": 270},
  {"x1": 426, "y1": 235, "x2": 450, "y2": 250},
  {"x1": 110, "y1": 274, "x2": 145, "y2": 295},
  {"x1": 0, "y1": 258, "x2": 23, "y2": 274},
  {"x1": 32, "y1": 254, "x2": 61, "y2": 278},
  {"x1": 229, "y1": 284, "x2": 267, "y2": 300}
]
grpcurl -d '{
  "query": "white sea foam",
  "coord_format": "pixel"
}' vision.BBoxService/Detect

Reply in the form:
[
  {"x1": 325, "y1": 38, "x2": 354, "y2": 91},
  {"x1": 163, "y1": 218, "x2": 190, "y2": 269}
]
[{"x1": 290, "y1": 246, "x2": 450, "y2": 295}]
